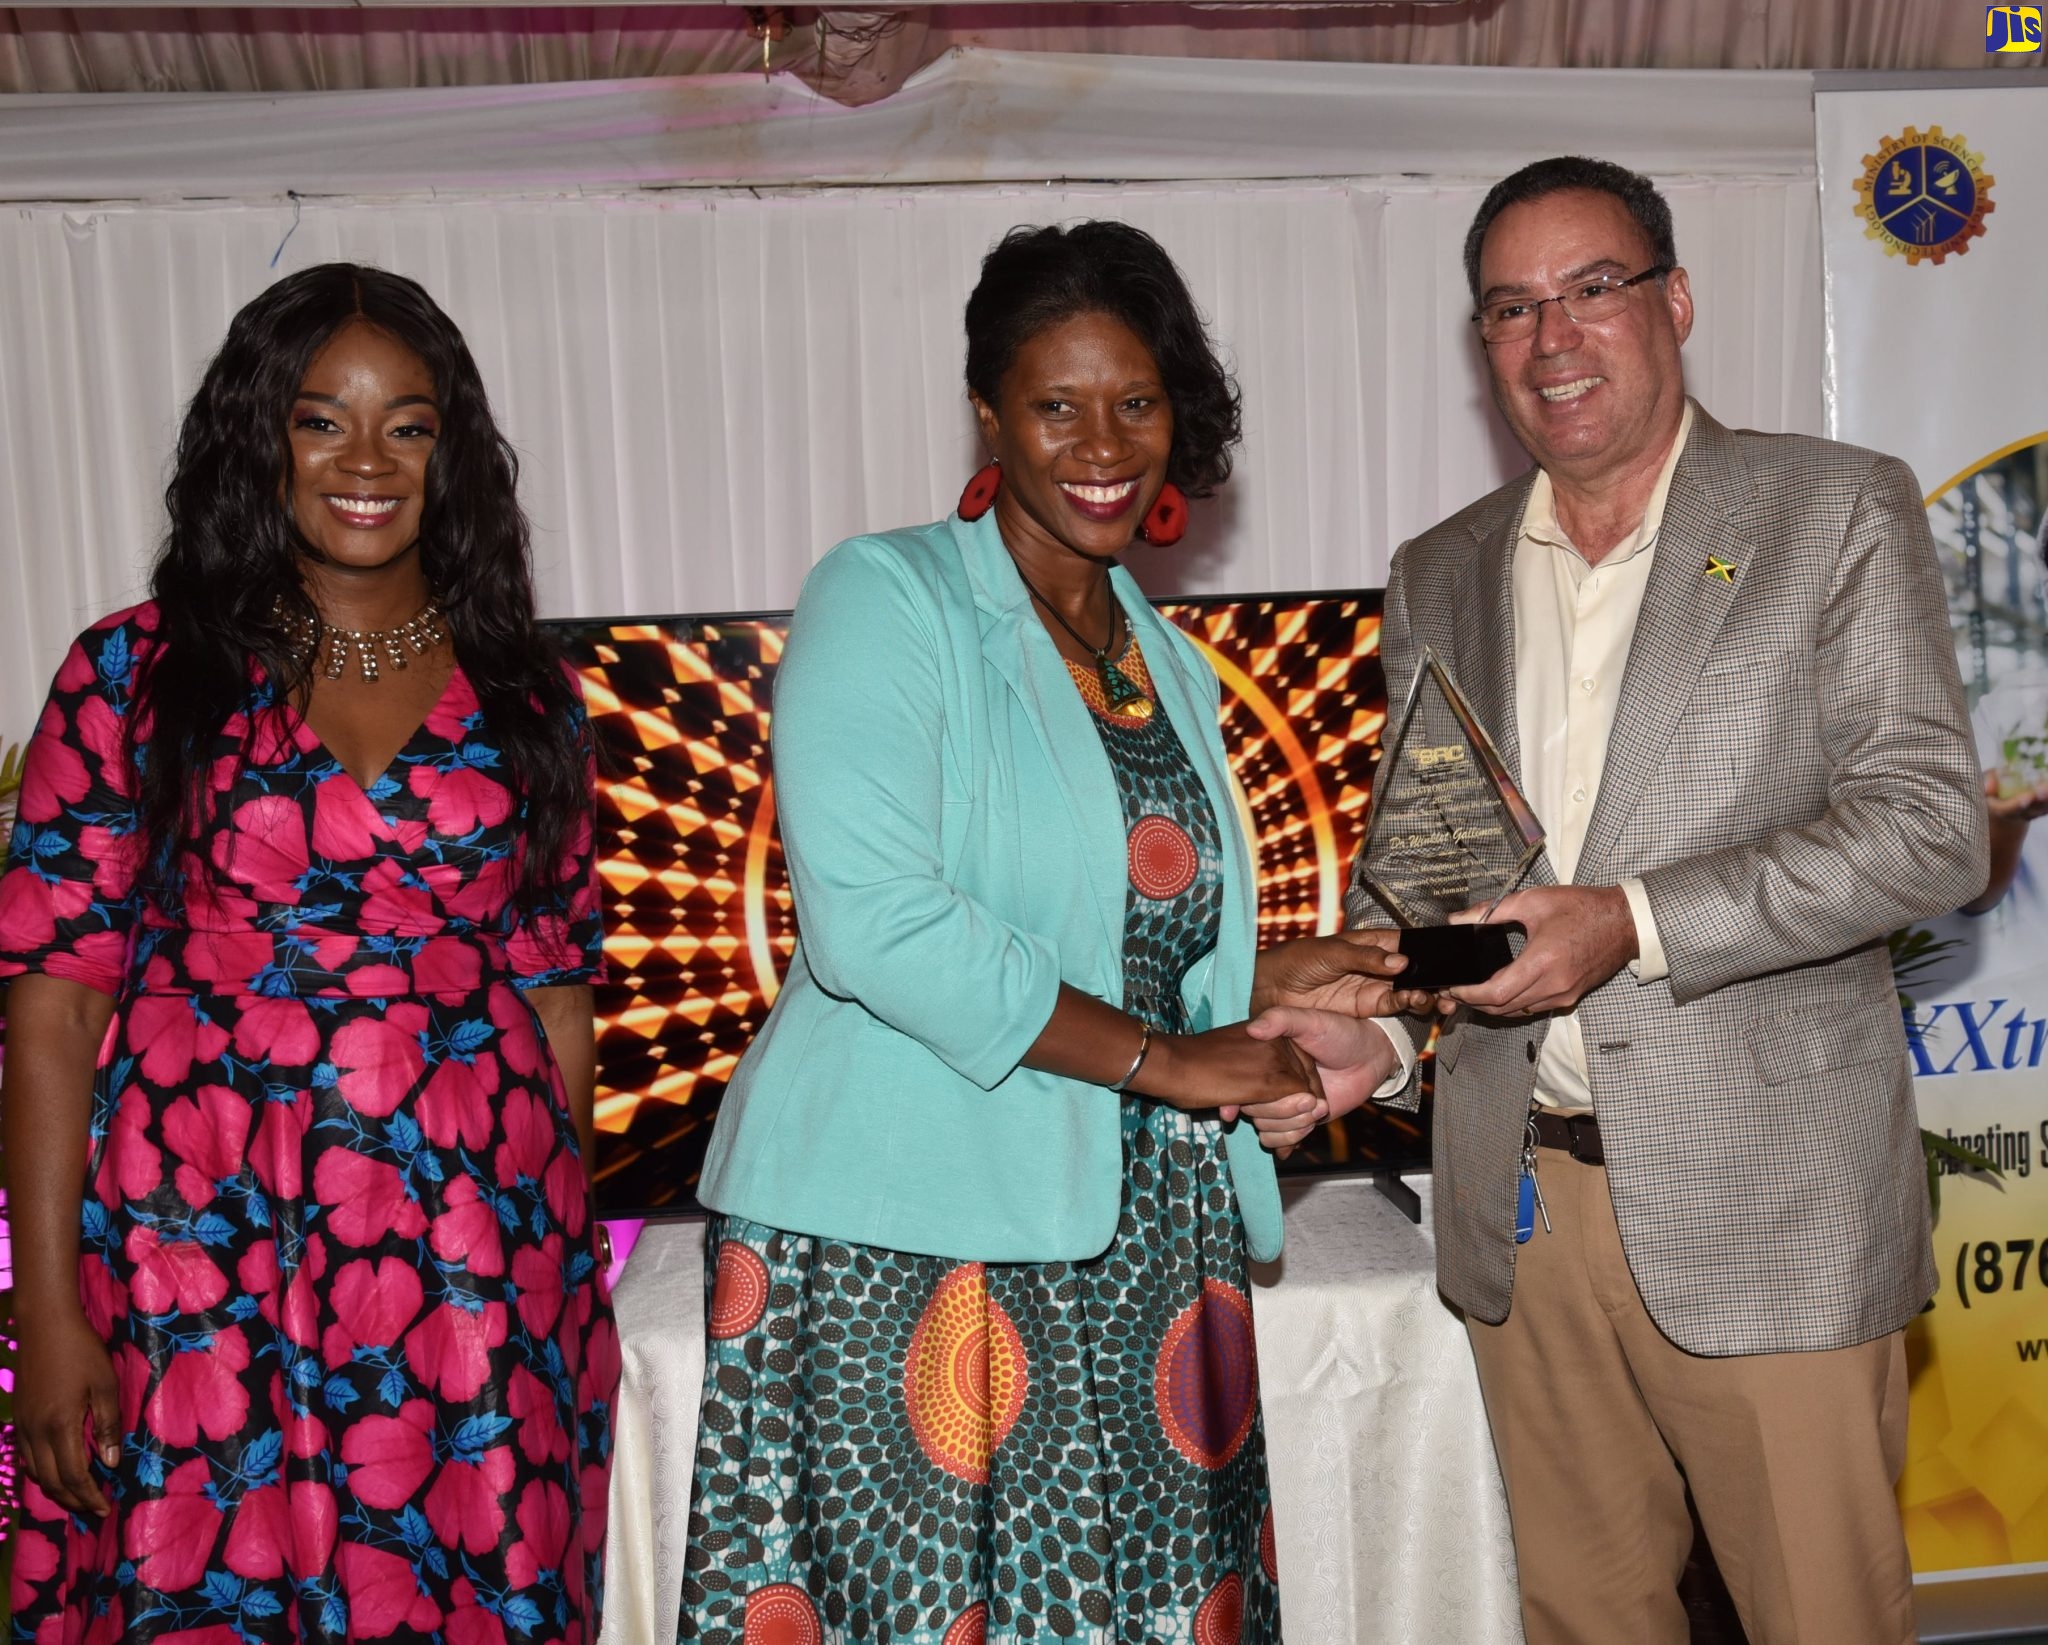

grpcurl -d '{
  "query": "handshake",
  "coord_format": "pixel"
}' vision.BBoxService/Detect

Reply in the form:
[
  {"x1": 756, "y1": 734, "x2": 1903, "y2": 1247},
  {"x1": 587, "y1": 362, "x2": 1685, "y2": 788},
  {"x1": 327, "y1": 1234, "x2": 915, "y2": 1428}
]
[
  {"x1": 1191, "y1": 880, "x2": 1639, "y2": 1157},
  {"x1": 1210, "y1": 927, "x2": 1444, "y2": 1160},
  {"x1": 1122, "y1": 927, "x2": 1439, "y2": 1158}
]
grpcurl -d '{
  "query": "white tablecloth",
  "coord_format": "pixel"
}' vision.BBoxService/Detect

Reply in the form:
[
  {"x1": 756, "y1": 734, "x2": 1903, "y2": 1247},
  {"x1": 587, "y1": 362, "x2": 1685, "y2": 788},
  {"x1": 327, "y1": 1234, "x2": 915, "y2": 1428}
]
[{"x1": 597, "y1": 1175, "x2": 1523, "y2": 1645}]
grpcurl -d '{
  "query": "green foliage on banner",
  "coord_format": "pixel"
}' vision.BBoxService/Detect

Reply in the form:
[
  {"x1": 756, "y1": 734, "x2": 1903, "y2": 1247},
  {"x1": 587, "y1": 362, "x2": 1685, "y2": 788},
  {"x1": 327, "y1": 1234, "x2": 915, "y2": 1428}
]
[
  {"x1": 1889, "y1": 923, "x2": 1966, "y2": 1003},
  {"x1": 1890, "y1": 925, "x2": 2006, "y2": 1222}
]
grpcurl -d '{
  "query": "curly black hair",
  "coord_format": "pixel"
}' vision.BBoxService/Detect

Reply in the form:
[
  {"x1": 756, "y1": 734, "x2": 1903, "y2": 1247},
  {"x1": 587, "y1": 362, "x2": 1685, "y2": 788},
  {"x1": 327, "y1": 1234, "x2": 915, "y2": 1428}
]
[
  {"x1": 964, "y1": 221, "x2": 1242, "y2": 498},
  {"x1": 1463, "y1": 156, "x2": 1677, "y2": 305},
  {"x1": 131, "y1": 263, "x2": 585, "y2": 914}
]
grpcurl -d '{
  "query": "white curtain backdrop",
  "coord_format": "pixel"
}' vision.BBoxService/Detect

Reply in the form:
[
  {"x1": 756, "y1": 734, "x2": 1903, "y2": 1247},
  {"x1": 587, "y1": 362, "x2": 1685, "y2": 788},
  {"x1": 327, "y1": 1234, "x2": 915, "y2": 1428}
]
[{"x1": 0, "y1": 167, "x2": 1823, "y2": 734}]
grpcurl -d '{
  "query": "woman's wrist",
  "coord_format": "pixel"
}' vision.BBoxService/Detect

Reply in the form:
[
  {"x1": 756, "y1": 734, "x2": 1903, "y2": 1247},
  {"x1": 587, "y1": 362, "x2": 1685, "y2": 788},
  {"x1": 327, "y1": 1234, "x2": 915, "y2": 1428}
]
[
  {"x1": 14, "y1": 1287, "x2": 90, "y2": 1330},
  {"x1": 1108, "y1": 1020, "x2": 1153, "y2": 1091},
  {"x1": 1123, "y1": 1029, "x2": 1183, "y2": 1099},
  {"x1": 13, "y1": 1248, "x2": 87, "y2": 1314}
]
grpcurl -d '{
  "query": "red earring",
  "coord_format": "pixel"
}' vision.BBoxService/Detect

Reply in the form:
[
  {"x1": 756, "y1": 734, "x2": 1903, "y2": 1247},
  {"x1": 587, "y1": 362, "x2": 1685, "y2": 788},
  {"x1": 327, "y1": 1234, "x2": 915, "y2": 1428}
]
[
  {"x1": 1137, "y1": 482, "x2": 1189, "y2": 546},
  {"x1": 958, "y1": 462, "x2": 1002, "y2": 521}
]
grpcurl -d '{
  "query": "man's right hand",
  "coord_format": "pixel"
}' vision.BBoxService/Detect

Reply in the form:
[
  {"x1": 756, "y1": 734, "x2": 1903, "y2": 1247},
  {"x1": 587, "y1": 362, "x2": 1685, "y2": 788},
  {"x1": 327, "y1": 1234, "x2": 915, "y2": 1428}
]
[
  {"x1": 15, "y1": 1305, "x2": 122, "y2": 1517},
  {"x1": 1246, "y1": 1005, "x2": 1406, "y2": 1122}
]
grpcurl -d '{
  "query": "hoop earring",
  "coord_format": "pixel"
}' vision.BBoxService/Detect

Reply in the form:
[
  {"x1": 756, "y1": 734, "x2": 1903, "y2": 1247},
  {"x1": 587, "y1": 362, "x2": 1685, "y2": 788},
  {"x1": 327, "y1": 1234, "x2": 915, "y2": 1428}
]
[
  {"x1": 1137, "y1": 483, "x2": 1189, "y2": 546},
  {"x1": 958, "y1": 462, "x2": 1002, "y2": 521}
]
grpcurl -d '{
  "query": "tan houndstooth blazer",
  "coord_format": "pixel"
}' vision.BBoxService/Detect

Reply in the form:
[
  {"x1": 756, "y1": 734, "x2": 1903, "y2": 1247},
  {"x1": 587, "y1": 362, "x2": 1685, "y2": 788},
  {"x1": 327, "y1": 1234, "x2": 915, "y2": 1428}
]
[{"x1": 1348, "y1": 407, "x2": 1989, "y2": 1356}]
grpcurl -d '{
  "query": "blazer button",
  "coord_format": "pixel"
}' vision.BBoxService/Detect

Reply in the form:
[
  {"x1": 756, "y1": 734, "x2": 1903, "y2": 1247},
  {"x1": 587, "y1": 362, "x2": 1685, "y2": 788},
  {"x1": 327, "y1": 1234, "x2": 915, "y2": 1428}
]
[{"x1": 1525, "y1": 1041, "x2": 1537, "y2": 1063}]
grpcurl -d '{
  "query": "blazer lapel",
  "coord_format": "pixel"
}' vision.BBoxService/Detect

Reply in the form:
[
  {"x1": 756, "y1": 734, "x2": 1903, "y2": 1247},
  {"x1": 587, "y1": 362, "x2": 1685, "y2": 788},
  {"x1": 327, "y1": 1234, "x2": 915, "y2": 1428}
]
[
  {"x1": 957, "y1": 513, "x2": 1127, "y2": 960},
  {"x1": 1576, "y1": 409, "x2": 1753, "y2": 881},
  {"x1": 1450, "y1": 475, "x2": 1558, "y2": 891},
  {"x1": 1125, "y1": 584, "x2": 1231, "y2": 838},
  {"x1": 1452, "y1": 478, "x2": 1533, "y2": 794},
  {"x1": 1125, "y1": 587, "x2": 1257, "y2": 1003}
]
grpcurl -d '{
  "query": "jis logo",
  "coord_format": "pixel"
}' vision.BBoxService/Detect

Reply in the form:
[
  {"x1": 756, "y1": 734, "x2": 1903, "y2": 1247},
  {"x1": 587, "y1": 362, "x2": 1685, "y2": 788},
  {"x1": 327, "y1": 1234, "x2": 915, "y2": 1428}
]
[{"x1": 1986, "y1": 5, "x2": 2043, "y2": 51}]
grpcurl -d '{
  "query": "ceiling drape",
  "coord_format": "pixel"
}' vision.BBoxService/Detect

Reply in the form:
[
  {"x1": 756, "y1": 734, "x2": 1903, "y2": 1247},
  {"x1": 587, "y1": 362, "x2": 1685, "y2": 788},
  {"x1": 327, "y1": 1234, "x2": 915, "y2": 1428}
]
[
  {"x1": 0, "y1": 0, "x2": 2035, "y2": 102},
  {"x1": 0, "y1": 49, "x2": 1818, "y2": 197}
]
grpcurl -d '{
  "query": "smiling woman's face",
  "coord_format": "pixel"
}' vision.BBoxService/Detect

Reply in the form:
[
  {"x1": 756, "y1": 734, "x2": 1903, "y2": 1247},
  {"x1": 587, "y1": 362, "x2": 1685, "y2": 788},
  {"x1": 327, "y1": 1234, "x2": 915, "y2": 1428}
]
[
  {"x1": 973, "y1": 309, "x2": 1174, "y2": 565},
  {"x1": 287, "y1": 319, "x2": 440, "y2": 571}
]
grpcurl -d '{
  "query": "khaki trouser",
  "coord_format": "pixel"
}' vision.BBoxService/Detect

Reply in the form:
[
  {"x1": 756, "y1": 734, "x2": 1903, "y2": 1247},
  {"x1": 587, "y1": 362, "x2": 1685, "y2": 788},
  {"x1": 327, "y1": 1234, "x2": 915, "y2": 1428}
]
[{"x1": 1466, "y1": 1150, "x2": 1915, "y2": 1645}]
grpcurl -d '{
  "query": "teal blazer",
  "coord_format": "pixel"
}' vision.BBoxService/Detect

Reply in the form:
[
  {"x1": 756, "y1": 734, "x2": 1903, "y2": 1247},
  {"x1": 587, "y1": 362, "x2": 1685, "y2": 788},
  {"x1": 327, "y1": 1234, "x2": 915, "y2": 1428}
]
[{"x1": 696, "y1": 510, "x2": 1283, "y2": 1263}]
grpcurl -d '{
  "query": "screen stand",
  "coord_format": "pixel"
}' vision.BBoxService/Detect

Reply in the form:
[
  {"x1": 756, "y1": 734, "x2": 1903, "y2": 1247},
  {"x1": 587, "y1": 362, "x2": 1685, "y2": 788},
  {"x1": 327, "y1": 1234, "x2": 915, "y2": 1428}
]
[{"x1": 1374, "y1": 1171, "x2": 1421, "y2": 1224}]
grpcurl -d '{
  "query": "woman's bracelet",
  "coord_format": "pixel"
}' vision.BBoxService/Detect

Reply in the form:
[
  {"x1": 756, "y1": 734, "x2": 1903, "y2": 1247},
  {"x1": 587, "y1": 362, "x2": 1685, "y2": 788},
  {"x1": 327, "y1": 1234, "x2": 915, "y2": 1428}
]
[{"x1": 1109, "y1": 1020, "x2": 1154, "y2": 1092}]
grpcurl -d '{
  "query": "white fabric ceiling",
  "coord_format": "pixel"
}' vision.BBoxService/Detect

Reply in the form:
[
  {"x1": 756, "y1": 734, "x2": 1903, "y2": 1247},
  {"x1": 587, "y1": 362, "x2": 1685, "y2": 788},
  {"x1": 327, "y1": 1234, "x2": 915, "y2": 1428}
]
[
  {"x1": 0, "y1": 48, "x2": 1820, "y2": 198},
  {"x1": 2, "y1": 0, "x2": 2038, "y2": 103}
]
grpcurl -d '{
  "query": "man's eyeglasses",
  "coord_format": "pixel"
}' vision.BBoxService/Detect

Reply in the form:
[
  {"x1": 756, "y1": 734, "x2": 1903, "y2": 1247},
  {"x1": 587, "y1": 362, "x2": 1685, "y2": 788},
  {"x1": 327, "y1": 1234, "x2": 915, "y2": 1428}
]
[{"x1": 1472, "y1": 265, "x2": 1674, "y2": 344}]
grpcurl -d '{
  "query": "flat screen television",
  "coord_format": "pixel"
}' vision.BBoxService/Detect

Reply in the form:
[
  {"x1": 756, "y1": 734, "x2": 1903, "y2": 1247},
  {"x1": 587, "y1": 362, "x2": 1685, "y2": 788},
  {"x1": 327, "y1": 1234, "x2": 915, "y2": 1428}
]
[{"x1": 547, "y1": 590, "x2": 1435, "y2": 1218}]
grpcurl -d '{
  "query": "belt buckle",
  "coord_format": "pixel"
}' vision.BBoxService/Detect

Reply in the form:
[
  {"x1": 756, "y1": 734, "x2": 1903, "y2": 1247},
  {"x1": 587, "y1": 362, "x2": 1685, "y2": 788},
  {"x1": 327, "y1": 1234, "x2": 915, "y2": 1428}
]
[{"x1": 1564, "y1": 1114, "x2": 1600, "y2": 1165}]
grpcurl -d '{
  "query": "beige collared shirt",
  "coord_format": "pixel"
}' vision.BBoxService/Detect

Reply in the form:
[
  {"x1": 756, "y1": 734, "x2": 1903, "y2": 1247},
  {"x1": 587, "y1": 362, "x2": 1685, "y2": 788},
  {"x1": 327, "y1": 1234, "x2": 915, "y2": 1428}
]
[
  {"x1": 1514, "y1": 403, "x2": 1689, "y2": 1110},
  {"x1": 1364, "y1": 408, "x2": 1688, "y2": 1109}
]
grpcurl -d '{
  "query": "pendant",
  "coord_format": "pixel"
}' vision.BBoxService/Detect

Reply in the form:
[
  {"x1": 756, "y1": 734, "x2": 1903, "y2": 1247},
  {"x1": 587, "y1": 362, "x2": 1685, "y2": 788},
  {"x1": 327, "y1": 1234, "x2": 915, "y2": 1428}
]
[{"x1": 1097, "y1": 655, "x2": 1152, "y2": 720}]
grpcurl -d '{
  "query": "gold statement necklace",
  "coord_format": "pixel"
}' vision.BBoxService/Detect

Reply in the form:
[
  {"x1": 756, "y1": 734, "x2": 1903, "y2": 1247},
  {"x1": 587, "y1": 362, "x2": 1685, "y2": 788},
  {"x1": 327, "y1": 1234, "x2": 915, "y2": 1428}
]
[
  {"x1": 1011, "y1": 563, "x2": 1152, "y2": 721},
  {"x1": 278, "y1": 597, "x2": 448, "y2": 683}
]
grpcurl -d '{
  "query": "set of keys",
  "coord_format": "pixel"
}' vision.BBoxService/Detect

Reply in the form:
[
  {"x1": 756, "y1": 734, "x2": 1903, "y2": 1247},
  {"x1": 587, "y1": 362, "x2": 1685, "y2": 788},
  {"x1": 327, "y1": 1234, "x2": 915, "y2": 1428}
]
[{"x1": 1514, "y1": 1114, "x2": 1552, "y2": 1245}]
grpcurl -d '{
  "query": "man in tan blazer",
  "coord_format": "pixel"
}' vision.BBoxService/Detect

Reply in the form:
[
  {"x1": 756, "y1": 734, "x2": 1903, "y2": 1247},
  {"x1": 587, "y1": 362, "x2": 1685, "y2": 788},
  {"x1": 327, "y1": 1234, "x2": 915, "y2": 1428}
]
[{"x1": 1253, "y1": 157, "x2": 1989, "y2": 1643}]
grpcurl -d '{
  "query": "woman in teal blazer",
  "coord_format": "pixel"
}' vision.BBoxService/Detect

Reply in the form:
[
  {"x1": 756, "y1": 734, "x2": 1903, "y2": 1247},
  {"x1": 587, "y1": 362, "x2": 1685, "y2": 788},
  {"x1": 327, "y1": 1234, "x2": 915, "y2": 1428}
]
[{"x1": 683, "y1": 222, "x2": 1423, "y2": 1645}]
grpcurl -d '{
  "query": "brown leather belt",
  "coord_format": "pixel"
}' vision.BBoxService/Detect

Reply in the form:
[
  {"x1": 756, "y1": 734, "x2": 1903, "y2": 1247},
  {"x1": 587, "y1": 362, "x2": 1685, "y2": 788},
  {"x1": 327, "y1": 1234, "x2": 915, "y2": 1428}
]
[{"x1": 1530, "y1": 1108, "x2": 1605, "y2": 1166}]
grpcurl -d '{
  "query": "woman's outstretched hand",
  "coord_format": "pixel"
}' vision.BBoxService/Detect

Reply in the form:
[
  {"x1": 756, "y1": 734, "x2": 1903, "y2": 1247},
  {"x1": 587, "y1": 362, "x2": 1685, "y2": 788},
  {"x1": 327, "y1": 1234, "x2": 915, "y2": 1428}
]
[
  {"x1": 1250, "y1": 930, "x2": 1443, "y2": 1020},
  {"x1": 1131, "y1": 1022, "x2": 1325, "y2": 1115},
  {"x1": 1135, "y1": 1023, "x2": 1329, "y2": 1158}
]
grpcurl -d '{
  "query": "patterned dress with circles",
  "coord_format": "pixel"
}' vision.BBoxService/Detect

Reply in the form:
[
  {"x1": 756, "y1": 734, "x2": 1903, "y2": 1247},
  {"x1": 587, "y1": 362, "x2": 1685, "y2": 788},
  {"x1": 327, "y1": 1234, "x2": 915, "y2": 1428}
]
[{"x1": 679, "y1": 633, "x2": 1280, "y2": 1645}]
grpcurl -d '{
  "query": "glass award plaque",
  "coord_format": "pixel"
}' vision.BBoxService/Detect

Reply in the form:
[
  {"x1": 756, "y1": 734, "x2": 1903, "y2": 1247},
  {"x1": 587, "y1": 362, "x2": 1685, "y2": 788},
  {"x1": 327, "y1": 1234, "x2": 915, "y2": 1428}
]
[{"x1": 1352, "y1": 647, "x2": 1546, "y2": 988}]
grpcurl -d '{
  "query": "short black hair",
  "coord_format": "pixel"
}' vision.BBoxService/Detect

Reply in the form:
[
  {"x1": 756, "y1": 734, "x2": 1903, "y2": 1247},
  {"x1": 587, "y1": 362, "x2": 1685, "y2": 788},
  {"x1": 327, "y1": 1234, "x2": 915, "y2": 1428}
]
[
  {"x1": 964, "y1": 220, "x2": 1242, "y2": 497},
  {"x1": 1463, "y1": 156, "x2": 1677, "y2": 305}
]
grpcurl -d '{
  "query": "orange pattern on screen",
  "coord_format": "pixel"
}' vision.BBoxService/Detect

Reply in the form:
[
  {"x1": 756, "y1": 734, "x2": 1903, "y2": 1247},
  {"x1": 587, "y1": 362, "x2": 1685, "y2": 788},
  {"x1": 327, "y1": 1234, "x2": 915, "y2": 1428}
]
[{"x1": 556, "y1": 594, "x2": 1428, "y2": 1216}]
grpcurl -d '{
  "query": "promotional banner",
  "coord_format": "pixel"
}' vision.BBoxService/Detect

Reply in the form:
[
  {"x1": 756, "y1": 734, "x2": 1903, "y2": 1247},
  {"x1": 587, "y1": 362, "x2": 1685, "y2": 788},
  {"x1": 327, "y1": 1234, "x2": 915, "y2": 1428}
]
[{"x1": 1819, "y1": 83, "x2": 2048, "y2": 1592}]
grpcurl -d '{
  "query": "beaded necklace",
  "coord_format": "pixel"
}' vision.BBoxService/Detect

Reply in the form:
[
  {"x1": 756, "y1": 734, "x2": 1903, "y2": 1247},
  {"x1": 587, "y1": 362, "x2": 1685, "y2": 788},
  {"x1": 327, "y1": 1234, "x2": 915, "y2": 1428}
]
[{"x1": 277, "y1": 596, "x2": 447, "y2": 683}]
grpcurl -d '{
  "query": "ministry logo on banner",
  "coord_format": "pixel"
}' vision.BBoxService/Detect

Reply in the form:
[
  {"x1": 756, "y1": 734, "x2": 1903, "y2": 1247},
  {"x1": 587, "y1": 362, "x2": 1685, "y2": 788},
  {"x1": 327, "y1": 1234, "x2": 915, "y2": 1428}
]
[
  {"x1": 1986, "y1": 4, "x2": 2043, "y2": 52},
  {"x1": 1855, "y1": 126, "x2": 1996, "y2": 266}
]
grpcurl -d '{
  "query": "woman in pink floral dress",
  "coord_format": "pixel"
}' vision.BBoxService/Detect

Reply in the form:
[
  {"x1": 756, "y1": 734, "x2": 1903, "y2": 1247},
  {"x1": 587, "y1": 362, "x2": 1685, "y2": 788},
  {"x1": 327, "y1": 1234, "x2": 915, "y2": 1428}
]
[{"x1": 0, "y1": 264, "x2": 618, "y2": 1644}]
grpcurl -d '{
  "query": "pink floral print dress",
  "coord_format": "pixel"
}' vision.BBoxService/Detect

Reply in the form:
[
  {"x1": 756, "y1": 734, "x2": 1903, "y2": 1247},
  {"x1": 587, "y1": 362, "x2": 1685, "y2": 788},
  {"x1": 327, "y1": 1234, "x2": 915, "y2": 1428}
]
[{"x1": 0, "y1": 604, "x2": 619, "y2": 1645}]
